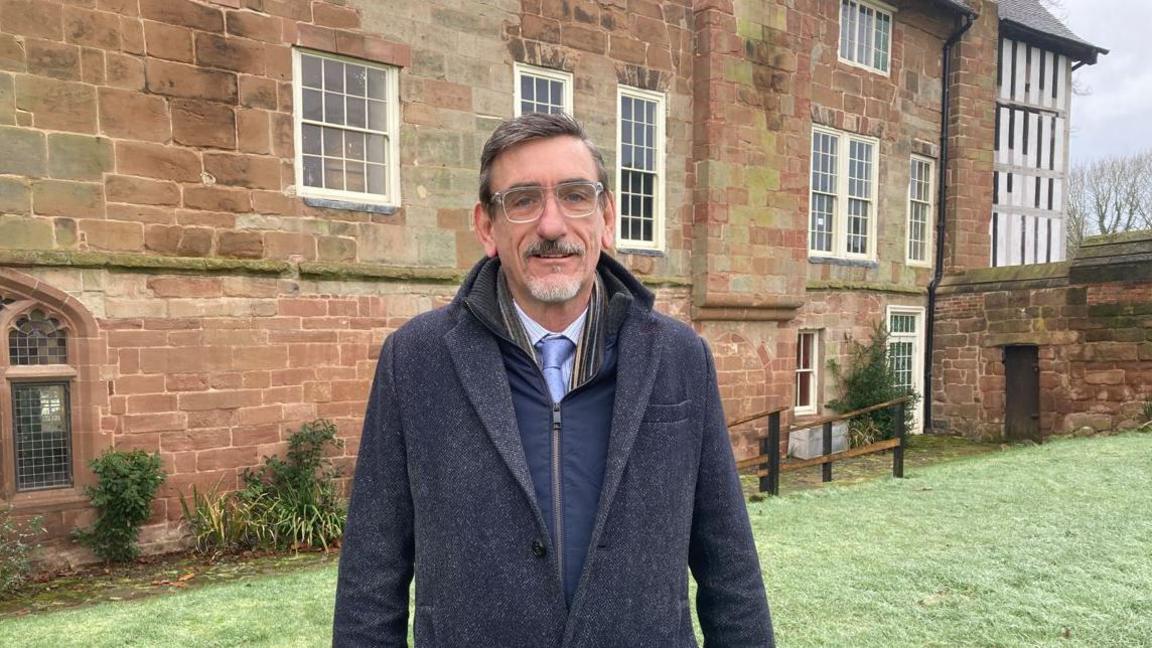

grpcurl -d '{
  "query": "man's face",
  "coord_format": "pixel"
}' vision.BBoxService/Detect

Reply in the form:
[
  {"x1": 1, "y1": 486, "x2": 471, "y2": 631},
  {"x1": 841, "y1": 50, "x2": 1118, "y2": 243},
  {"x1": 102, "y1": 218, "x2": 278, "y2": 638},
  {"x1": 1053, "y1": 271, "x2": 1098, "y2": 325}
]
[{"x1": 473, "y1": 136, "x2": 615, "y2": 314}]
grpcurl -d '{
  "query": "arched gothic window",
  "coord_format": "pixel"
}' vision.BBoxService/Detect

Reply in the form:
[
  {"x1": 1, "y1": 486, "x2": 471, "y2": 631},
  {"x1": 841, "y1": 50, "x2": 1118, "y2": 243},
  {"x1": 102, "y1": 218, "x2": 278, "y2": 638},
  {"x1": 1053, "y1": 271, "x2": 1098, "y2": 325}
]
[{"x1": 2, "y1": 301, "x2": 75, "y2": 492}]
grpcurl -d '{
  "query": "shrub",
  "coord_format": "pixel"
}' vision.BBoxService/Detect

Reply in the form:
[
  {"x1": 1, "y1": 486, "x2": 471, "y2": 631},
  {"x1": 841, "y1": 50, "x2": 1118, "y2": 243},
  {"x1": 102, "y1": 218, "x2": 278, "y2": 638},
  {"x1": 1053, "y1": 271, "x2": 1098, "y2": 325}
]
[
  {"x1": 179, "y1": 480, "x2": 265, "y2": 556},
  {"x1": 74, "y1": 450, "x2": 166, "y2": 563},
  {"x1": 0, "y1": 508, "x2": 44, "y2": 598},
  {"x1": 827, "y1": 324, "x2": 919, "y2": 446},
  {"x1": 181, "y1": 419, "x2": 347, "y2": 554},
  {"x1": 241, "y1": 419, "x2": 346, "y2": 550}
]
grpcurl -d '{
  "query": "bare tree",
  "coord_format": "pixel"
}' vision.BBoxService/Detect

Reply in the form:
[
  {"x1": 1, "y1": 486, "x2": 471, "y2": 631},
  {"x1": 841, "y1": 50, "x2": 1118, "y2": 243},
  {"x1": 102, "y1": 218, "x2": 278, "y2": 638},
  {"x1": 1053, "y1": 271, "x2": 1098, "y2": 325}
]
[{"x1": 1067, "y1": 150, "x2": 1152, "y2": 255}]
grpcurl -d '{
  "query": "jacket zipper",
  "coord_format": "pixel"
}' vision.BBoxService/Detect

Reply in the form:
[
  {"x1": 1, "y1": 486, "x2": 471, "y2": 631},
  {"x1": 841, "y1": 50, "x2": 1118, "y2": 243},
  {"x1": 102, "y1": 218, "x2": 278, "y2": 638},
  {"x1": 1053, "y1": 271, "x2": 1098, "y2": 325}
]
[
  {"x1": 462, "y1": 301, "x2": 571, "y2": 590},
  {"x1": 551, "y1": 401, "x2": 564, "y2": 586}
]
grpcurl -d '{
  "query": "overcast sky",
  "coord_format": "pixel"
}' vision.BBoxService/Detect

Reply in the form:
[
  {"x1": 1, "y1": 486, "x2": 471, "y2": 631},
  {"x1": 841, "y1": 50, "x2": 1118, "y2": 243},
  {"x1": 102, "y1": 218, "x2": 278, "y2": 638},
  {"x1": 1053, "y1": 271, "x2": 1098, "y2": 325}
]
[{"x1": 1054, "y1": 0, "x2": 1150, "y2": 165}]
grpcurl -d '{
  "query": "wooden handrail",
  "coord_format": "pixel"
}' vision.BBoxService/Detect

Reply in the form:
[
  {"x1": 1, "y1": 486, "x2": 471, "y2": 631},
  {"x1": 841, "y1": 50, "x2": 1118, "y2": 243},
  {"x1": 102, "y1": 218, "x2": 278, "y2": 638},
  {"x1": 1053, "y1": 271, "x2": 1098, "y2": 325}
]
[
  {"x1": 755, "y1": 438, "x2": 901, "y2": 474},
  {"x1": 726, "y1": 406, "x2": 789, "y2": 429},
  {"x1": 780, "y1": 395, "x2": 912, "y2": 436},
  {"x1": 739, "y1": 400, "x2": 909, "y2": 495}
]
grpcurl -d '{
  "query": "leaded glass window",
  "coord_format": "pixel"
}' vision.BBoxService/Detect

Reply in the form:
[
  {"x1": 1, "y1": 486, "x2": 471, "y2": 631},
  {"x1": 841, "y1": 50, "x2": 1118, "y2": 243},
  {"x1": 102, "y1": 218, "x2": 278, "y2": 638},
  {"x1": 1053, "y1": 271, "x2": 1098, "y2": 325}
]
[
  {"x1": 13, "y1": 382, "x2": 73, "y2": 490},
  {"x1": 9, "y1": 310, "x2": 68, "y2": 365}
]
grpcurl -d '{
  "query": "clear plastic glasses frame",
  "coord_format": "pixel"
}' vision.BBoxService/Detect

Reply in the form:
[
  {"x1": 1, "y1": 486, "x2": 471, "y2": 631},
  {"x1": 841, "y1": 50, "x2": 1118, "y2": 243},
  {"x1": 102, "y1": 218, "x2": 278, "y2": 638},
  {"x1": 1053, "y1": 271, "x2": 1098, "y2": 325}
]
[{"x1": 490, "y1": 181, "x2": 604, "y2": 223}]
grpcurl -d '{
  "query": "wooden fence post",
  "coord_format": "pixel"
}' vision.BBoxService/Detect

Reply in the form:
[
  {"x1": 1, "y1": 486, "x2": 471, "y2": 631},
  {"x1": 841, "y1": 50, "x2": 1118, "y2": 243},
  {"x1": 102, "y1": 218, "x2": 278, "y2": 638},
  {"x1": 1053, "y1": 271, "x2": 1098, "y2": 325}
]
[
  {"x1": 821, "y1": 421, "x2": 833, "y2": 483},
  {"x1": 761, "y1": 410, "x2": 781, "y2": 496},
  {"x1": 893, "y1": 400, "x2": 906, "y2": 479}
]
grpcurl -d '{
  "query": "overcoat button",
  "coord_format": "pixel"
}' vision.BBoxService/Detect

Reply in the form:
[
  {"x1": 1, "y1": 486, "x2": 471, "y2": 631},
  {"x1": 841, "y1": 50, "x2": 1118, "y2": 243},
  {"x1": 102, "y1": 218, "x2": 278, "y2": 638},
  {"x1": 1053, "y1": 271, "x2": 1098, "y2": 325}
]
[{"x1": 531, "y1": 539, "x2": 547, "y2": 558}]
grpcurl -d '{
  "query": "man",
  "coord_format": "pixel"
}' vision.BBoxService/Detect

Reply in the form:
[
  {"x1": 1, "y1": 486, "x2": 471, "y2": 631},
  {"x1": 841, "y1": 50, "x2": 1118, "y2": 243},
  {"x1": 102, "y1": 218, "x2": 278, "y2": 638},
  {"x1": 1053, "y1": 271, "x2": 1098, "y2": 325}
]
[{"x1": 333, "y1": 113, "x2": 774, "y2": 647}]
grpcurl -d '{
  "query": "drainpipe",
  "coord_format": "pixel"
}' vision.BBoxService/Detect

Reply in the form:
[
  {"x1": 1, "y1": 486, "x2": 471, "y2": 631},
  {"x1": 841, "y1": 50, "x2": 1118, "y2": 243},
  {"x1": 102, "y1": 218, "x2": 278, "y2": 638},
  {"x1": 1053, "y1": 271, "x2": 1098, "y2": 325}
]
[{"x1": 924, "y1": 12, "x2": 975, "y2": 433}]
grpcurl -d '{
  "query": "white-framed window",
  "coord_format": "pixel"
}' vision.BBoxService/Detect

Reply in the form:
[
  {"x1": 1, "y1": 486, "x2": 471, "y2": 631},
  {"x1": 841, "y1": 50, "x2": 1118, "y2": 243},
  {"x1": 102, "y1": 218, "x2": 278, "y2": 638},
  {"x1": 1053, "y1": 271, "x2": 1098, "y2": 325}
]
[
  {"x1": 809, "y1": 127, "x2": 878, "y2": 260},
  {"x1": 795, "y1": 330, "x2": 820, "y2": 415},
  {"x1": 292, "y1": 49, "x2": 401, "y2": 207},
  {"x1": 907, "y1": 156, "x2": 935, "y2": 266},
  {"x1": 616, "y1": 86, "x2": 666, "y2": 250},
  {"x1": 839, "y1": 0, "x2": 893, "y2": 74},
  {"x1": 514, "y1": 63, "x2": 573, "y2": 117},
  {"x1": 886, "y1": 306, "x2": 924, "y2": 434}
]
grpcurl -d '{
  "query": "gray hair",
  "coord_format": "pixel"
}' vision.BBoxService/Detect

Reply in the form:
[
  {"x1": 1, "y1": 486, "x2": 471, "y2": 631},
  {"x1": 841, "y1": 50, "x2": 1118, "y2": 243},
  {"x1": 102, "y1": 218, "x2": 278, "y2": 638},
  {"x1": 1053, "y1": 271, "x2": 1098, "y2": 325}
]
[{"x1": 477, "y1": 112, "x2": 610, "y2": 209}]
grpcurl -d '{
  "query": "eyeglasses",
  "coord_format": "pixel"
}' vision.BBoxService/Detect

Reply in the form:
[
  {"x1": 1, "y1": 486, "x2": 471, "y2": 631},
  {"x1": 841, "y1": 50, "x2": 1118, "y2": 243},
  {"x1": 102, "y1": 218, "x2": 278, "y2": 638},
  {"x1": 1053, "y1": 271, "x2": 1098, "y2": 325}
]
[{"x1": 490, "y1": 181, "x2": 604, "y2": 224}]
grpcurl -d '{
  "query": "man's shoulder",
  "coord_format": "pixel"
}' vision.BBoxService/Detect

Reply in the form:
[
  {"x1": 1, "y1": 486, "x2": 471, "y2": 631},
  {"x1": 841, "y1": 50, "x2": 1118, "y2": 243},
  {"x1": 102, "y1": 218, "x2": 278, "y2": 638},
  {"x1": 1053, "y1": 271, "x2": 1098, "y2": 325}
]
[
  {"x1": 633, "y1": 307, "x2": 707, "y2": 356},
  {"x1": 387, "y1": 301, "x2": 462, "y2": 347}
]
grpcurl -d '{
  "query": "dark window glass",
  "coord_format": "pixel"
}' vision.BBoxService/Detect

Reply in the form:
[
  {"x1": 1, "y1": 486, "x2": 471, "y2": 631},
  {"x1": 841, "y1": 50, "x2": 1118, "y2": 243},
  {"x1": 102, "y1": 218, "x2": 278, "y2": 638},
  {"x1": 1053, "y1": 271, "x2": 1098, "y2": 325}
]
[{"x1": 13, "y1": 382, "x2": 73, "y2": 491}]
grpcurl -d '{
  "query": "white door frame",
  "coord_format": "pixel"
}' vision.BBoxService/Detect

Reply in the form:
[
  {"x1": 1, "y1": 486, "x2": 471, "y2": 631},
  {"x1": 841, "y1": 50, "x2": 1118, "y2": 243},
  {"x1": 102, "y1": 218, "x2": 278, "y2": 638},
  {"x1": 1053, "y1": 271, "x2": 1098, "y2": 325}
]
[{"x1": 886, "y1": 305, "x2": 925, "y2": 434}]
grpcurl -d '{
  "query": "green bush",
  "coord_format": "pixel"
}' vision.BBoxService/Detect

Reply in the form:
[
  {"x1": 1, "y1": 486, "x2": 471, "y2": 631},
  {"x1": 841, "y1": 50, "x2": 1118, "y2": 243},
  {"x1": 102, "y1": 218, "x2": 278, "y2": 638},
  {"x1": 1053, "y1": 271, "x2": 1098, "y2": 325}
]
[
  {"x1": 827, "y1": 324, "x2": 919, "y2": 446},
  {"x1": 74, "y1": 450, "x2": 166, "y2": 563},
  {"x1": 241, "y1": 419, "x2": 346, "y2": 551},
  {"x1": 179, "y1": 480, "x2": 264, "y2": 556},
  {"x1": 1, "y1": 507, "x2": 44, "y2": 598},
  {"x1": 181, "y1": 419, "x2": 346, "y2": 554}
]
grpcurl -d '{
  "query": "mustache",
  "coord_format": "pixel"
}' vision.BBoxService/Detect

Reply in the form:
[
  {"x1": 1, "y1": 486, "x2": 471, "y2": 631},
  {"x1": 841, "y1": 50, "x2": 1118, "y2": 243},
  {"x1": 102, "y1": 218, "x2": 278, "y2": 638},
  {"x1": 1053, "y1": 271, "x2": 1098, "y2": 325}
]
[{"x1": 523, "y1": 239, "x2": 585, "y2": 259}]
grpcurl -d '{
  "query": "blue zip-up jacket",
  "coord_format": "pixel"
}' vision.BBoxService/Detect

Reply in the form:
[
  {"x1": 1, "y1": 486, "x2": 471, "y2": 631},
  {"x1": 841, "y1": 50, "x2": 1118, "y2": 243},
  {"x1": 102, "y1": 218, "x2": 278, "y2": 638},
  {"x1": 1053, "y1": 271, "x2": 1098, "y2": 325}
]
[{"x1": 502, "y1": 331, "x2": 618, "y2": 604}]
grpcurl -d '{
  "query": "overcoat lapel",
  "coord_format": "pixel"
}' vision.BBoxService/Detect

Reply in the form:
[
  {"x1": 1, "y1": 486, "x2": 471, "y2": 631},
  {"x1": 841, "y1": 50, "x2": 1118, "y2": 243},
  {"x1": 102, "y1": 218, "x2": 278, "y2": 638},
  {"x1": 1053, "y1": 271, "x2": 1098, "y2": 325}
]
[
  {"x1": 586, "y1": 310, "x2": 660, "y2": 561},
  {"x1": 444, "y1": 314, "x2": 545, "y2": 526}
]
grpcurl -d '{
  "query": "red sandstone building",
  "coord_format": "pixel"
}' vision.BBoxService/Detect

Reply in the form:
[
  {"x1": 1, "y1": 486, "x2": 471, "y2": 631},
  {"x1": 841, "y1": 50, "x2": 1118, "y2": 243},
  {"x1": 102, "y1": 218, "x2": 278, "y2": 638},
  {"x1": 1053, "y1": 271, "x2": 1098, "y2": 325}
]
[{"x1": 0, "y1": 0, "x2": 1131, "y2": 563}]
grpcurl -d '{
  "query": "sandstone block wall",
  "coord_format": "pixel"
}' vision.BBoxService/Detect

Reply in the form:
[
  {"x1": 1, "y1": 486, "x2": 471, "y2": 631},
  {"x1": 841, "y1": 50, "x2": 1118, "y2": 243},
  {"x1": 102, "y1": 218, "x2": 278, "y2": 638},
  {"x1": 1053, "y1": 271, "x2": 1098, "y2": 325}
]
[
  {"x1": 0, "y1": 0, "x2": 1001, "y2": 565},
  {"x1": 933, "y1": 232, "x2": 1152, "y2": 440}
]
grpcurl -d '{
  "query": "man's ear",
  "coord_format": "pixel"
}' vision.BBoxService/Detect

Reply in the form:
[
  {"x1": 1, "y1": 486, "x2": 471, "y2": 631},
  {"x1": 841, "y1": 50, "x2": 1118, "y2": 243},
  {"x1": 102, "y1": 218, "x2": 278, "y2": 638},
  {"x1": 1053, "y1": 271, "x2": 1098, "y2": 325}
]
[
  {"x1": 473, "y1": 202, "x2": 499, "y2": 257},
  {"x1": 600, "y1": 190, "x2": 616, "y2": 251}
]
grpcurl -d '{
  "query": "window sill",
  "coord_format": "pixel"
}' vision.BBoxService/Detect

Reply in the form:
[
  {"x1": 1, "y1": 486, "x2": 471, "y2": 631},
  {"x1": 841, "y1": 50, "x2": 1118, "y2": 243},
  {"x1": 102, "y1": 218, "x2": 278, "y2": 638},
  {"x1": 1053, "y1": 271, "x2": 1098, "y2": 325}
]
[
  {"x1": 5, "y1": 486, "x2": 88, "y2": 512},
  {"x1": 808, "y1": 256, "x2": 879, "y2": 269},
  {"x1": 303, "y1": 197, "x2": 399, "y2": 215},
  {"x1": 616, "y1": 247, "x2": 665, "y2": 257},
  {"x1": 836, "y1": 57, "x2": 891, "y2": 77}
]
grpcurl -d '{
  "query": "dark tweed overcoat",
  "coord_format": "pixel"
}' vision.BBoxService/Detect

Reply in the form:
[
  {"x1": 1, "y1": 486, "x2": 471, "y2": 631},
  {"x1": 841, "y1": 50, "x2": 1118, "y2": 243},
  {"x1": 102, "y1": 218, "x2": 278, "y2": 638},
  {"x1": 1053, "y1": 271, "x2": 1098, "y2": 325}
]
[{"x1": 332, "y1": 256, "x2": 774, "y2": 647}]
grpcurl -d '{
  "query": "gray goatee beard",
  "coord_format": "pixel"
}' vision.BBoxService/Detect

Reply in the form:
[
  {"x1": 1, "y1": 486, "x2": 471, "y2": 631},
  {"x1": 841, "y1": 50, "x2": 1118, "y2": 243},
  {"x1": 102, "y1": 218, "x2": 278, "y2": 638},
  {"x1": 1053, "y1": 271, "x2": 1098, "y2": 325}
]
[{"x1": 523, "y1": 239, "x2": 586, "y2": 303}]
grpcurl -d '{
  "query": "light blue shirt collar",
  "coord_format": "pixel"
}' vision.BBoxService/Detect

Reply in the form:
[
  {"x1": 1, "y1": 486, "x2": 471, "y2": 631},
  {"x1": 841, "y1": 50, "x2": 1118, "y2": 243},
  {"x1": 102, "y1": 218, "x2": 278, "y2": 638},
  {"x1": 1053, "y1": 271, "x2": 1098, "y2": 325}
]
[
  {"x1": 512, "y1": 301, "x2": 587, "y2": 348},
  {"x1": 513, "y1": 301, "x2": 587, "y2": 397}
]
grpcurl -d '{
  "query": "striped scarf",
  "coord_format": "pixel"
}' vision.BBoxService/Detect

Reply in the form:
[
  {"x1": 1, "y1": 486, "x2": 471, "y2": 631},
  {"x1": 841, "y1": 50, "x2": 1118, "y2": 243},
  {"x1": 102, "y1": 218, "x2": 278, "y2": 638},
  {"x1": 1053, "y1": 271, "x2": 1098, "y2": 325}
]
[{"x1": 496, "y1": 270, "x2": 607, "y2": 392}]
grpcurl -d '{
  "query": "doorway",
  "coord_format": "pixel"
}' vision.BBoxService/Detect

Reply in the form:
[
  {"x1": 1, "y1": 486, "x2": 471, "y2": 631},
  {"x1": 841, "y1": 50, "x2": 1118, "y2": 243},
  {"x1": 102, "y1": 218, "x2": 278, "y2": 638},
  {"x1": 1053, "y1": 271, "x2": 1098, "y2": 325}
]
[{"x1": 1003, "y1": 345, "x2": 1041, "y2": 442}]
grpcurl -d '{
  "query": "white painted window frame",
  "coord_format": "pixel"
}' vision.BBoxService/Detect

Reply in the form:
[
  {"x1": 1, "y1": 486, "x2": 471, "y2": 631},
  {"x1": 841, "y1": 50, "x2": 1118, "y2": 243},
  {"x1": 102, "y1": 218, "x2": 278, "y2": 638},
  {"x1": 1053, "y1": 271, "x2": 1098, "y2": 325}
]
[
  {"x1": 794, "y1": 330, "x2": 820, "y2": 416},
  {"x1": 292, "y1": 48, "x2": 401, "y2": 208},
  {"x1": 885, "y1": 305, "x2": 925, "y2": 434},
  {"x1": 808, "y1": 126, "x2": 879, "y2": 261},
  {"x1": 838, "y1": 0, "x2": 895, "y2": 76},
  {"x1": 906, "y1": 155, "x2": 935, "y2": 267},
  {"x1": 513, "y1": 63, "x2": 574, "y2": 117},
  {"x1": 615, "y1": 85, "x2": 666, "y2": 252}
]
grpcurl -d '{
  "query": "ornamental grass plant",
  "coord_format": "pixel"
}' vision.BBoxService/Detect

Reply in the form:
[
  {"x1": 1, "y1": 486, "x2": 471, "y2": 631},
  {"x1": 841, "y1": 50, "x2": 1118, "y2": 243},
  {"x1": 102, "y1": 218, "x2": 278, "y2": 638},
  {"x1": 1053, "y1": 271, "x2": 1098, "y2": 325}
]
[{"x1": 181, "y1": 419, "x2": 347, "y2": 554}]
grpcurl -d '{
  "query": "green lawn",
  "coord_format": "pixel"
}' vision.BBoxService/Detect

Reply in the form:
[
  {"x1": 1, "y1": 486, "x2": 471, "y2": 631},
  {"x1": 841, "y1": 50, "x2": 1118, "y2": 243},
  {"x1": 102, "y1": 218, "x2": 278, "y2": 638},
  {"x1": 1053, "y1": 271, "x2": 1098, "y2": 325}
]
[{"x1": 3, "y1": 432, "x2": 1150, "y2": 647}]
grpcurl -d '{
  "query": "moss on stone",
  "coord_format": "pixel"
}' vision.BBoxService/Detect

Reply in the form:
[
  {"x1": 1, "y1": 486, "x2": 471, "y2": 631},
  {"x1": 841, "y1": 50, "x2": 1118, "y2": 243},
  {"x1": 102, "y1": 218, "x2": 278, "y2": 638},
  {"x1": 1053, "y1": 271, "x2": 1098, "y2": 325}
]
[
  {"x1": 806, "y1": 280, "x2": 925, "y2": 295},
  {"x1": 638, "y1": 274, "x2": 692, "y2": 288},
  {"x1": 939, "y1": 263, "x2": 1071, "y2": 293},
  {"x1": 298, "y1": 262, "x2": 462, "y2": 283},
  {"x1": 0, "y1": 249, "x2": 291, "y2": 275}
]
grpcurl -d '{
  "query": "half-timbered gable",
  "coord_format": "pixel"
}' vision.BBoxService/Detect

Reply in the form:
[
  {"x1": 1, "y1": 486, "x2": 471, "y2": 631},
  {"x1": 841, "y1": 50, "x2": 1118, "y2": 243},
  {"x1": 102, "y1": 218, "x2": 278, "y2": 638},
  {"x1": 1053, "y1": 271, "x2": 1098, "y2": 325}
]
[{"x1": 991, "y1": 0, "x2": 1107, "y2": 266}]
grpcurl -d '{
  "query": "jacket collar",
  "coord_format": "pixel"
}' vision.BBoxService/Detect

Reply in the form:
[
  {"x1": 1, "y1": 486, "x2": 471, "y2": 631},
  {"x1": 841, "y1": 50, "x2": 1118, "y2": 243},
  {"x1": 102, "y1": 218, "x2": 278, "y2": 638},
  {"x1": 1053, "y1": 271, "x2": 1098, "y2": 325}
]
[{"x1": 456, "y1": 253, "x2": 654, "y2": 339}]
